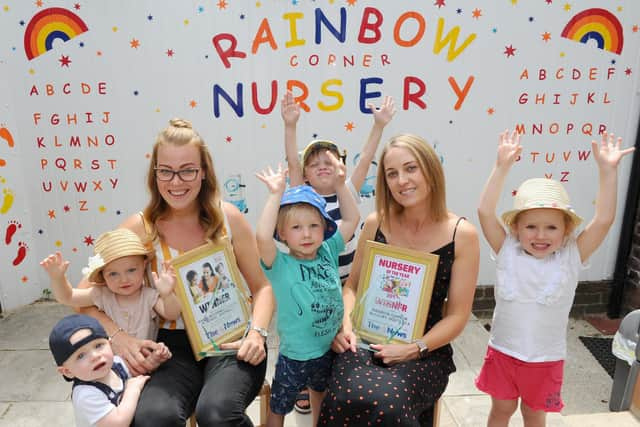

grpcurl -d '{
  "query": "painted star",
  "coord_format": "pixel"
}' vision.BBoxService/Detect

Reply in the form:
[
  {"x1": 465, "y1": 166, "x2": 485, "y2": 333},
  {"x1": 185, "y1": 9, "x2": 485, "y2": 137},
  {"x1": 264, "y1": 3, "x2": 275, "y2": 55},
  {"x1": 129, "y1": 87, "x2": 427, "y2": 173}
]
[
  {"x1": 189, "y1": 100, "x2": 197, "y2": 108},
  {"x1": 48, "y1": 210, "x2": 56, "y2": 219},
  {"x1": 58, "y1": 55, "x2": 72, "y2": 67},
  {"x1": 472, "y1": 8, "x2": 482, "y2": 19},
  {"x1": 21, "y1": 276, "x2": 28, "y2": 283},
  {"x1": 112, "y1": 26, "x2": 118, "y2": 32},
  {"x1": 434, "y1": 0, "x2": 445, "y2": 8},
  {"x1": 19, "y1": 20, "x2": 25, "y2": 26},
  {"x1": 2, "y1": 5, "x2": 8, "y2": 11},
  {"x1": 487, "y1": 107, "x2": 495, "y2": 115},
  {"x1": 97, "y1": 50, "x2": 102, "y2": 56},
  {"x1": 72, "y1": 247, "x2": 78, "y2": 252},
  {"x1": 130, "y1": 38, "x2": 140, "y2": 49},
  {"x1": 344, "y1": 122, "x2": 355, "y2": 132},
  {"x1": 511, "y1": 0, "x2": 517, "y2": 4},
  {"x1": 542, "y1": 32, "x2": 551, "y2": 42},
  {"x1": 625, "y1": 68, "x2": 632, "y2": 76},
  {"x1": 35, "y1": 0, "x2": 43, "y2": 7},
  {"x1": 456, "y1": 8, "x2": 462, "y2": 14},
  {"x1": 63, "y1": 205, "x2": 71, "y2": 212},
  {"x1": 225, "y1": 136, "x2": 232, "y2": 143},
  {"x1": 148, "y1": 15, "x2": 153, "y2": 21},
  {"x1": 83, "y1": 235, "x2": 94, "y2": 245},
  {"x1": 28, "y1": 68, "x2": 35, "y2": 75},
  {"x1": 504, "y1": 45, "x2": 516, "y2": 57},
  {"x1": 198, "y1": 5, "x2": 205, "y2": 13},
  {"x1": 617, "y1": 6, "x2": 623, "y2": 12},
  {"x1": 166, "y1": 49, "x2": 174, "y2": 57},
  {"x1": 563, "y1": 3, "x2": 571, "y2": 12},
  {"x1": 632, "y1": 25, "x2": 639, "y2": 33},
  {"x1": 346, "y1": 0, "x2": 356, "y2": 5},
  {"x1": 183, "y1": 19, "x2": 189, "y2": 25},
  {"x1": 74, "y1": 3, "x2": 80, "y2": 10},
  {"x1": 55, "y1": 240, "x2": 62, "y2": 247},
  {"x1": 217, "y1": 0, "x2": 228, "y2": 10},
  {"x1": 512, "y1": 190, "x2": 517, "y2": 196},
  {"x1": 98, "y1": 205, "x2": 106, "y2": 213},
  {"x1": 529, "y1": 17, "x2": 534, "y2": 22},
  {"x1": 546, "y1": 0, "x2": 553, "y2": 4}
]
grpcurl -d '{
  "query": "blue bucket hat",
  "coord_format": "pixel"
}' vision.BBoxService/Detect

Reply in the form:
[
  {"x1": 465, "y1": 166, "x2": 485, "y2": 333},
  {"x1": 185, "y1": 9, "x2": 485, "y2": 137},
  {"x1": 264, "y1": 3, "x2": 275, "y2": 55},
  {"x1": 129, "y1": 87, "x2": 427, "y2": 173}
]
[{"x1": 276, "y1": 185, "x2": 337, "y2": 241}]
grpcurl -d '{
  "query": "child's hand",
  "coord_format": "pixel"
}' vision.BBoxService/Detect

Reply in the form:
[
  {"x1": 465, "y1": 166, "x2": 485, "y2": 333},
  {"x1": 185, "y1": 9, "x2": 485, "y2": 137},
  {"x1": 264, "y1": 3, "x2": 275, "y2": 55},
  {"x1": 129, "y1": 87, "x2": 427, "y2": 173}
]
[
  {"x1": 126, "y1": 374, "x2": 150, "y2": 391},
  {"x1": 256, "y1": 164, "x2": 288, "y2": 194},
  {"x1": 496, "y1": 129, "x2": 522, "y2": 169},
  {"x1": 328, "y1": 149, "x2": 347, "y2": 185},
  {"x1": 592, "y1": 131, "x2": 635, "y2": 171},
  {"x1": 369, "y1": 95, "x2": 396, "y2": 127},
  {"x1": 153, "y1": 262, "x2": 176, "y2": 297},
  {"x1": 280, "y1": 90, "x2": 300, "y2": 126},
  {"x1": 39, "y1": 252, "x2": 70, "y2": 280}
]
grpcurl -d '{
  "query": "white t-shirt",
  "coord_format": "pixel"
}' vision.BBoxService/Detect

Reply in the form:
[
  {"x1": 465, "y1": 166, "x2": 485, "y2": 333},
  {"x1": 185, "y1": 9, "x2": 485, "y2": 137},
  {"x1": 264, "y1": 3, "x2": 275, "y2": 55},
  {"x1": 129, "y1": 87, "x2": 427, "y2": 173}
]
[
  {"x1": 489, "y1": 235, "x2": 587, "y2": 362},
  {"x1": 71, "y1": 356, "x2": 129, "y2": 427}
]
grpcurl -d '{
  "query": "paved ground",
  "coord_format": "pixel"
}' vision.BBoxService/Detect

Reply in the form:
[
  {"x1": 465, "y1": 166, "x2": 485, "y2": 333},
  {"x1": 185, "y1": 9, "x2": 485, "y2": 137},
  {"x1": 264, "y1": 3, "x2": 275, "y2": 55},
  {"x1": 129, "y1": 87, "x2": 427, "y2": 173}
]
[{"x1": 0, "y1": 301, "x2": 638, "y2": 426}]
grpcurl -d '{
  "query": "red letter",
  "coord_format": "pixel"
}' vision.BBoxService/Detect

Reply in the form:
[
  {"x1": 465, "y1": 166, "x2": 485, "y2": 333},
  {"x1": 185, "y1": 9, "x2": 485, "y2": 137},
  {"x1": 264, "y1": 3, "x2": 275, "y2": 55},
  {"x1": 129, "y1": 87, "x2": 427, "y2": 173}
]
[
  {"x1": 212, "y1": 33, "x2": 247, "y2": 69},
  {"x1": 358, "y1": 7, "x2": 383, "y2": 44},
  {"x1": 403, "y1": 76, "x2": 426, "y2": 110}
]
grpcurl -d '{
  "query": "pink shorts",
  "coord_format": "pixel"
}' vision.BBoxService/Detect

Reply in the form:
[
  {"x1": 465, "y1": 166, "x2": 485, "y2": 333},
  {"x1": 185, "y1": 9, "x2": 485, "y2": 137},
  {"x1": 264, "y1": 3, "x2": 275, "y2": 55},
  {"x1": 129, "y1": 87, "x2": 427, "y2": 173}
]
[{"x1": 475, "y1": 346, "x2": 564, "y2": 412}]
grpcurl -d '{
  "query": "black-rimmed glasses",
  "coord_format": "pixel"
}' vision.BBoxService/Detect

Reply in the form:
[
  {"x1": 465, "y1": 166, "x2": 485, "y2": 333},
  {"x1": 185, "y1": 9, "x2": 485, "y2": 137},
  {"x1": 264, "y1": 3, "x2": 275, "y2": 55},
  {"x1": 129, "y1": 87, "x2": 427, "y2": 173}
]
[{"x1": 154, "y1": 167, "x2": 200, "y2": 182}]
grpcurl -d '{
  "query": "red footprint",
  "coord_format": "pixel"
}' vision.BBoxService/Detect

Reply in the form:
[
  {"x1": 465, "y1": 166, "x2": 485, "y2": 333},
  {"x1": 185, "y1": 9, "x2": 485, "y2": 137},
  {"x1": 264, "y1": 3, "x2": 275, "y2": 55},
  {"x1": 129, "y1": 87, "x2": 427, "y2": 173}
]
[
  {"x1": 12, "y1": 241, "x2": 27, "y2": 266},
  {"x1": 5, "y1": 220, "x2": 21, "y2": 245}
]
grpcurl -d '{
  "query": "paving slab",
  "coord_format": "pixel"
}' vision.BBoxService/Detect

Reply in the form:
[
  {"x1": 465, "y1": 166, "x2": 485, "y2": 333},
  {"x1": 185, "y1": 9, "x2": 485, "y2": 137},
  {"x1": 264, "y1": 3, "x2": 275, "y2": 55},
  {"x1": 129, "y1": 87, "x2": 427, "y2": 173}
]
[{"x1": 0, "y1": 402, "x2": 75, "y2": 427}]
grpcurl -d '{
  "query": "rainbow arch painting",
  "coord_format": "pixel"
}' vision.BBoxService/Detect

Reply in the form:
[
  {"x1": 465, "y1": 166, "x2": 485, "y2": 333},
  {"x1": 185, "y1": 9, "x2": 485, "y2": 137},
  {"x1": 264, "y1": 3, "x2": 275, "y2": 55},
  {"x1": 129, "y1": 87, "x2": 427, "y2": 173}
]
[
  {"x1": 561, "y1": 8, "x2": 623, "y2": 54},
  {"x1": 23, "y1": 7, "x2": 89, "y2": 60}
]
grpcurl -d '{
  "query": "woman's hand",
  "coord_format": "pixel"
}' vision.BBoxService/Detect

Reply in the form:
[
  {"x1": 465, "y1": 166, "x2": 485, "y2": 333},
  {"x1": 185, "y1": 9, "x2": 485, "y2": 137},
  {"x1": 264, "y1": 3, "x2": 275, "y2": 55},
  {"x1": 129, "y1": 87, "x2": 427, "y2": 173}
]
[
  {"x1": 110, "y1": 332, "x2": 164, "y2": 375},
  {"x1": 331, "y1": 329, "x2": 357, "y2": 353},
  {"x1": 219, "y1": 332, "x2": 267, "y2": 366},
  {"x1": 368, "y1": 343, "x2": 417, "y2": 366}
]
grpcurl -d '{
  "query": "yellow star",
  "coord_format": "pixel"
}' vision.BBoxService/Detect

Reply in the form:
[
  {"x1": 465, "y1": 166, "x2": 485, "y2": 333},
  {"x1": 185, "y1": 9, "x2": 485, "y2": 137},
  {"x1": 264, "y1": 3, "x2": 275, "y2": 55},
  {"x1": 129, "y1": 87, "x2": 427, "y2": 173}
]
[
  {"x1": 55, "y1": 240, "x2": 62, "y2": 247},
  {"x1": 560, "y1": 52, "x2": 566, "y2": 57},
  {"x1": 3, "y1": 5, "x2": 9, "y2": 11},
  {"x1": 256, "y1": 1, "x2": 261, "y2": 7},
  {"x1": 98, "y1": 205, "x2": 107, "y2": 213},
  {"x1": 184, "y1": 19, "x2": 190, "y2": 25},
  {"x1": 617, "y1": 6, "x2": 623, "y2": 12},
  {"x1": 563, "y1": 3, "x2": 571, "y2": 12},
  {"x1": 155, "y1": 108, "x2": 161, "y2": 113},
  {"x1": 28, "y1": 68, "x2": 35, "y2": 75},
  {"x1": 112, "y1": 26, "x2": 118, "y2": 32},
  {"x1": 511, "y1": 0, "x2": 518, "y2": 4}
]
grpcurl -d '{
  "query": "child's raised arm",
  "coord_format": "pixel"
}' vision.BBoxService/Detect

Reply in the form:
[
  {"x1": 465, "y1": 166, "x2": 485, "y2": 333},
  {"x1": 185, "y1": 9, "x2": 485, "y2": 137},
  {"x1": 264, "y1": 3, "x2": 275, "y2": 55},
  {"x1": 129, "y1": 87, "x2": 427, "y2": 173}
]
[
  {"x1": 331, "y1": 152, "x2": 360, "y2": 242},
  {"x1": 40, "y1": 252, "x2": 95, "y2": 307},
  {"x1": 255, "y1": 164, "x2": 288, "y2": 267},
  {"x1": 477, "y1": 130, "x2": 522, "y2": 254},
  {"x1": 576, "y1": 131, "x2": 635, "y2": 262},
  {"x1": 152, "y1": 262, "x2": 181, "y2": 321},
  {"x1": 281, "y1": 91, "x2": 304, "y2": 187},
  {"x1": 350, "y1": 96, "x2": 396, "y2": 193}
]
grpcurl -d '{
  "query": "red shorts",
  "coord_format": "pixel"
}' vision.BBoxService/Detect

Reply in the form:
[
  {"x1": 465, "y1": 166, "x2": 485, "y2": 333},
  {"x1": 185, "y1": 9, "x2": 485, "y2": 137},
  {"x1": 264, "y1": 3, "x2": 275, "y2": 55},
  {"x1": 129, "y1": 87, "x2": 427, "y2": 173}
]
[{"x1": 475, "y1": 346, "x2": 564, "y2": 412}]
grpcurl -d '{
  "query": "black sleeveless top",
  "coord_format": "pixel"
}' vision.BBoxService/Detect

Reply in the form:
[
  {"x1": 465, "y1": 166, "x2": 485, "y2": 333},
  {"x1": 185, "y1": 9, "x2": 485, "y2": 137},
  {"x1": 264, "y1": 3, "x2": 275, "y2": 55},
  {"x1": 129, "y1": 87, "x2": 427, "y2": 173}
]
[{"x1": 373, "y1": 217, "x2": 464, "y2": 359}]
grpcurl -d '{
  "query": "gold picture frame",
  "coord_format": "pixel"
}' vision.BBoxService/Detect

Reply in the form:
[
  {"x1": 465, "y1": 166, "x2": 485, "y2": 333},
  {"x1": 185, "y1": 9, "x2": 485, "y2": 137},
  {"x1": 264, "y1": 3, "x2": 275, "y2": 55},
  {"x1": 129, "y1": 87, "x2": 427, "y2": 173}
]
[
  {"x1": 351, "y1": 240, "x2": 439, "y2": 345},
  {"x1": 170, "y1": 239, "x2": 252, "y2": 361}
]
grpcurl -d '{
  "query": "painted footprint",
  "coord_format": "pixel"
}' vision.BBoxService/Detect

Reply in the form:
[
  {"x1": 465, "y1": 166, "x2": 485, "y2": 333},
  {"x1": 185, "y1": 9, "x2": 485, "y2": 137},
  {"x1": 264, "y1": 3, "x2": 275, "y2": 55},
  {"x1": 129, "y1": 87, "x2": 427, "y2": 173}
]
[
  {"x1": 1, "y1": 187, "x2": 14, "y2": 214},
  {"x1": 5, "y1": 220, "x2": 21, "y2": 244},
  {"x1": 0, "y1": 127, "x2": 15, "y2": 168},
  {"x1": 12, "y1": 241, "x2": 27, "y2": 266}
]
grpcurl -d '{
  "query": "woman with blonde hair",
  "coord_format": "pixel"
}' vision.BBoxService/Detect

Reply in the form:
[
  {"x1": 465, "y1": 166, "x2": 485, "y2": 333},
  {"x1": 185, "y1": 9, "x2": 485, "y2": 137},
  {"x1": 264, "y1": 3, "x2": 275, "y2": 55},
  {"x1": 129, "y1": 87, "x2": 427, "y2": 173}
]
[
  {"x1": 80, "y1": 119, "x2": 274, "y2": 427},
  {"x1": 319, "y1": 134, "x2": 480, "y2": 426}
]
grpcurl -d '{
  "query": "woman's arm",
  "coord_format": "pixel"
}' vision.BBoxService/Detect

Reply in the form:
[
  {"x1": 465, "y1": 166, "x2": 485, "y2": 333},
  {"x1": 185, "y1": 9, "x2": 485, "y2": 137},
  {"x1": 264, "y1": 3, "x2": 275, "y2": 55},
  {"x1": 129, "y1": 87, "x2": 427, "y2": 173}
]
[
  {"x1": 332, "y1": 213, "x2": 379, "y2": 353},
  {"x1": 221, "y1": 202, "x2": 275, "y2": 365}
]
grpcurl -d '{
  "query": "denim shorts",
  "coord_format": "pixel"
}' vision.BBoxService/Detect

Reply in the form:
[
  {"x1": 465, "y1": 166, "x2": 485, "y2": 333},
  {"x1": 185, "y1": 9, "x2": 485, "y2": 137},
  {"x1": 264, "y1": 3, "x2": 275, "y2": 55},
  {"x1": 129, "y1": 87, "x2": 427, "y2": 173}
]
[{"x1": 270, "y1": 351, "x2": 334, "y2": 415}]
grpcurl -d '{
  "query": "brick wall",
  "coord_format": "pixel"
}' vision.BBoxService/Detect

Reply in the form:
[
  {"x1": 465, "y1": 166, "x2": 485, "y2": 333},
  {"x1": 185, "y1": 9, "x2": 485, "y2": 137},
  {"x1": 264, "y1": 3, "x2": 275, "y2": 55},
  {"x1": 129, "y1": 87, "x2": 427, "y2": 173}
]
[{"x1": 472, "y1": 281, "x2": 612, "y2": 319}]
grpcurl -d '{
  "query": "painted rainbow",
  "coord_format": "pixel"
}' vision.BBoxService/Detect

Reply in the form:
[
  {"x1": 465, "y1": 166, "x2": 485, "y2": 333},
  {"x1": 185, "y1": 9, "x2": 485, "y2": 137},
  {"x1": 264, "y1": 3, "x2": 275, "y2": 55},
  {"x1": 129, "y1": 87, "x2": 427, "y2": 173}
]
[
  {"x1": 23, "y1": 7, "x2": 88, "y2": 60},
  {"x1": 561, "y1": 8, "x2": 623, "y2": 54}
]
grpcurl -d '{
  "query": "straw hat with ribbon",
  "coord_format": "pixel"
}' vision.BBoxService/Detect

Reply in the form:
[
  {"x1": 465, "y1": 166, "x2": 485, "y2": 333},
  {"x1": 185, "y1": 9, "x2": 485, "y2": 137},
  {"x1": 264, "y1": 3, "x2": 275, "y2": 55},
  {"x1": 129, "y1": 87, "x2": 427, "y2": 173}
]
[
  {"x1": 82, "y1": 228, "x2": 154, "y2": 283},
  {"x1": 501, "y1": 178, "x2": 583, "y2": 229}
]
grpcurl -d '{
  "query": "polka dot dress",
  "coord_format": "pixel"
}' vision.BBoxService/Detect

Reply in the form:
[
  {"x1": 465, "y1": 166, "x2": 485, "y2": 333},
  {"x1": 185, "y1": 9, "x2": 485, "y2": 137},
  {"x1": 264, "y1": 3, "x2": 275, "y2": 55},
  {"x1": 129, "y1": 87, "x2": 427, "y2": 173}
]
[{"x1": 318, "y1": 220, "x2": 463, "y2": 426}]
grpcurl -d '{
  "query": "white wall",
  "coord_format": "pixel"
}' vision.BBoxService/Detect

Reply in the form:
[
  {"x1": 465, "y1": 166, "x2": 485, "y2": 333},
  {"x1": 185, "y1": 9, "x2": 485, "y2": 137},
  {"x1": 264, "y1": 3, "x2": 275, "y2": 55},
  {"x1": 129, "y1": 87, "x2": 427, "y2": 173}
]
[{"x1": 1, "y1": 1, "x2": 639, "y2": 310}]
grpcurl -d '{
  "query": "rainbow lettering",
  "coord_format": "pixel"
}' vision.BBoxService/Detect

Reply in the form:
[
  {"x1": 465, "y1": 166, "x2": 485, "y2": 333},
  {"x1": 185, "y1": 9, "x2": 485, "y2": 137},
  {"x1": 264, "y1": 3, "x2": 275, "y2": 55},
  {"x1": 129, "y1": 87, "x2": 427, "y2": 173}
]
[
  {"x1": 561, "y1": 8, "x2": 623, "y2": 54},
  {"x1": 23, "y1": 7, "x2": 89, "y2": 60}
]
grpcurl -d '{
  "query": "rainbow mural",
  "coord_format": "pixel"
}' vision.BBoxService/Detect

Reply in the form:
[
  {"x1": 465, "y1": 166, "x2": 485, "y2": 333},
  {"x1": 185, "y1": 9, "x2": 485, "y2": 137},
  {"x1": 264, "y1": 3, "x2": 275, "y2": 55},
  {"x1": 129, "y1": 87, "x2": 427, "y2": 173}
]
[
  {"x1": 561, "y1": 8, "x2": 624, "y2": 55},
  {"x1": 23, "y1": 7, "x2": 88, "y2": 60}
]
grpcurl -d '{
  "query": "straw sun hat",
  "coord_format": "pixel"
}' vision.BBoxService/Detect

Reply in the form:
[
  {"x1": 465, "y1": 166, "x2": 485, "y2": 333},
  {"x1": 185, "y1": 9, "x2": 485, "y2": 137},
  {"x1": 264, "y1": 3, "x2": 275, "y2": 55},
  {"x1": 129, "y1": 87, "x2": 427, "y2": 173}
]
[
  {"x1": 82, "y1": 228, "x2": 153, "y2": 283},
  {"x1": 501, "y1": 178, "x2": 583, "y2": 229}
]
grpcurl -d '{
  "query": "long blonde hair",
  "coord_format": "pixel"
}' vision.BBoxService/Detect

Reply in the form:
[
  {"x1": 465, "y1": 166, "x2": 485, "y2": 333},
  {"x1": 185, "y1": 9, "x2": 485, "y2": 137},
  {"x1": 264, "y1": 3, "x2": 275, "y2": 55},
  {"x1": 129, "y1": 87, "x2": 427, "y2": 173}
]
[
  {"x1": 143, "y1": 119, "x2": 224, "y2": 243},
  {"x1": 375, "y1": 134, "x2": 447, "y2": 226}
]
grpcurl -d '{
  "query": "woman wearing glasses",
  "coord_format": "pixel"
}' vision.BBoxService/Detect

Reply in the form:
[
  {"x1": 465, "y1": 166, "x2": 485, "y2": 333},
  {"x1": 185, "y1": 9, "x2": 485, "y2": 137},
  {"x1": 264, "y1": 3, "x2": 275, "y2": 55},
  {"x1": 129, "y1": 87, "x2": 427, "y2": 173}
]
[{"x1": 80, "y1": 118, "x2": 274, "y2": 426}]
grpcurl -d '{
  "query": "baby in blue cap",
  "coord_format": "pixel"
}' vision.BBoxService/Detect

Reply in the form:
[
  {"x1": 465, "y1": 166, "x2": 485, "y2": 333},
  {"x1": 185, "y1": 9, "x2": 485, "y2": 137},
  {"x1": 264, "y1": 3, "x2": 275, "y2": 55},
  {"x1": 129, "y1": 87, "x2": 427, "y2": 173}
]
[{"x1": 255, "y1": 158, "x2": 360, "y2": 427}]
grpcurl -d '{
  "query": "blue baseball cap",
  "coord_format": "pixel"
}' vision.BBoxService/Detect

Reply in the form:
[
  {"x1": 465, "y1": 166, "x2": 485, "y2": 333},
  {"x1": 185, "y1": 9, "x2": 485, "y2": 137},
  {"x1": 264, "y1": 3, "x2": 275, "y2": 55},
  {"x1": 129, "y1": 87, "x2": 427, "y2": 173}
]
[
  {"x1": 276, "y1": 185, "x2": 337, "y2": 241},
  {"x1": 49, "y1": 314, "x2": 108, "y2": 370}
]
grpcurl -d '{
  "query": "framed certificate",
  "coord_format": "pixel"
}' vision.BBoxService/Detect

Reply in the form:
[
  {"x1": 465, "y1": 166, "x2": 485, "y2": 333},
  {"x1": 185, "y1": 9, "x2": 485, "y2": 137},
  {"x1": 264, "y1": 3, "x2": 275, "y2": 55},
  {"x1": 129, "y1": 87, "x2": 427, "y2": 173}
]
[
  {"x1": 170, "y1": 239, "x2": 252, "y2": 360},
  {"x1": 351, "y1": 241, "x2": 439, "y2": 345}
]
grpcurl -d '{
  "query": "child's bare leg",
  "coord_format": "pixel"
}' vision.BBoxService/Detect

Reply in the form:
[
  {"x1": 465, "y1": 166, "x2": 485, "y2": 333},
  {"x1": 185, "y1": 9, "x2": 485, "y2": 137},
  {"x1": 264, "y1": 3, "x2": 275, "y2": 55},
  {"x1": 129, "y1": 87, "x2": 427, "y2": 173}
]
[
  {"x1": 266, "y1": 411, "x2": 284, "y2": 427},
  {"x1": 309, "y1": 389, "x2": 326, "y2": 427},
  {"x1": 520, "y1": 401, "x2": 546, "y2": 427},
  {"x1": 487, "y1": 397, "x2": 518, "y2": 427}
]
